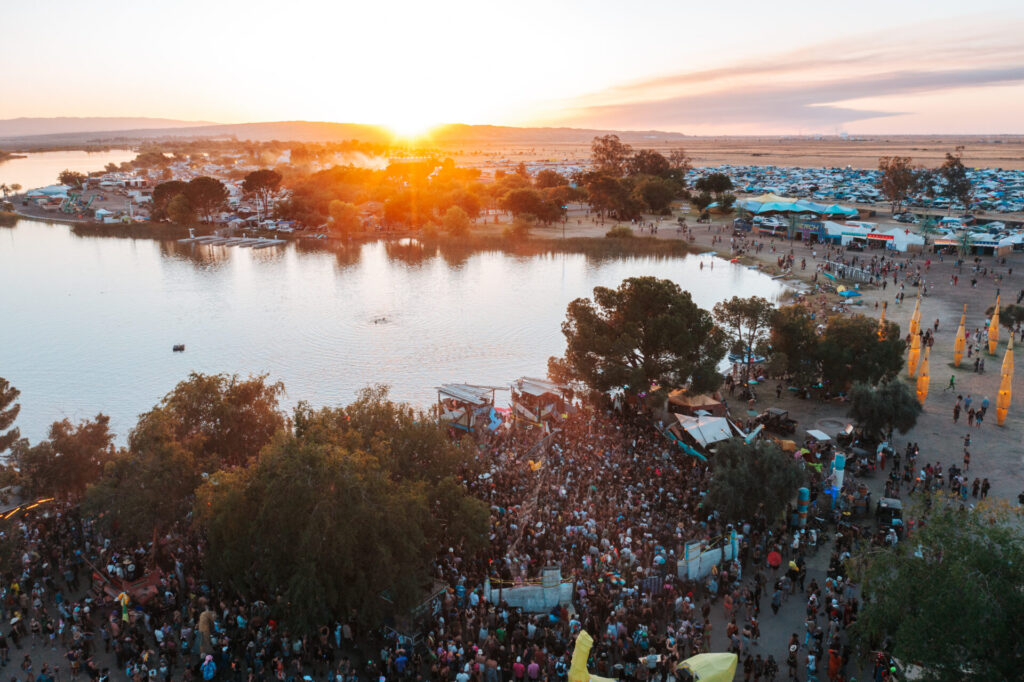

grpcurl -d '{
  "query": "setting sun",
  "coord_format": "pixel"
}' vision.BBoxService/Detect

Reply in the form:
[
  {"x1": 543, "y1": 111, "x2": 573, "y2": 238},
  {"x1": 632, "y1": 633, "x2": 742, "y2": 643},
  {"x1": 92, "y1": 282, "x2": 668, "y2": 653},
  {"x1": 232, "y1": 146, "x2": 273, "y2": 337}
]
[{"x1": 385, "y1": 117, "x2": 439, "y2": 142}]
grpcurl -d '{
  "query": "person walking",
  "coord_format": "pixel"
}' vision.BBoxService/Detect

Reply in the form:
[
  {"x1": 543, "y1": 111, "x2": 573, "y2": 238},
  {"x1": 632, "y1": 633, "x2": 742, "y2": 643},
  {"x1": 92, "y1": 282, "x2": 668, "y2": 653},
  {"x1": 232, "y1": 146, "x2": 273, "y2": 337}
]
[{"x1": 945, "y1": 375, "x2": 955, "y2": 391}]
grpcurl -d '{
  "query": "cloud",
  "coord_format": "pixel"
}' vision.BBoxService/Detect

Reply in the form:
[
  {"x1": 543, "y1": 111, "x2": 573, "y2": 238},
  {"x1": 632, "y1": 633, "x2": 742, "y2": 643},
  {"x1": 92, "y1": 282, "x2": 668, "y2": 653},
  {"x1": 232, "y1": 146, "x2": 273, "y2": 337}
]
[{"x1": 542, "y1": 22, "x2": 1024, "y2": 132}]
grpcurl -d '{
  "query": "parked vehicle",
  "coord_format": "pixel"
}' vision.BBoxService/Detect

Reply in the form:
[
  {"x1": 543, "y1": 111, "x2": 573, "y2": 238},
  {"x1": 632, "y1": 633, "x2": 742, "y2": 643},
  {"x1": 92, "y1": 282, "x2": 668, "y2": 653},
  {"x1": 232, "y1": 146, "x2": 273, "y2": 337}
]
[{"x1": 757, "y1": 407, "x2": 797, "y2": 435}]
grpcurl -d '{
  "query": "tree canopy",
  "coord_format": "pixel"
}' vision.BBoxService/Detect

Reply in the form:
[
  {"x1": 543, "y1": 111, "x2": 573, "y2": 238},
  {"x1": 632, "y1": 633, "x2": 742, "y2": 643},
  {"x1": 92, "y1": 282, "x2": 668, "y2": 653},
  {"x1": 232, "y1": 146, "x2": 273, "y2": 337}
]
[
  {"x1": 769, "y1": 305, "x2": 820, "y2": 383},
  {"x1": 818, "y1": 315, "x2": 905, "y2": 389},
  {"x1": 940, "y1": 147, "x2": 972, "y2": 210},
  {"x1": 195, "y1": 386, "x2": 488, "y2": 633},
  {"x1": 328, "y1": 199, "x2": 361, "y2": 236},
  {"x1": 0, "y1": 378, "x2": 20, "y2": 455},
  {"x1": 847, "y1": 380, "x2": 922, "y2": 441},
  {"x1": 853, "y1": 505, "x2": 1024, "y2": 681},
  {"x1": 11, "y1": 414, "x2": 115, "y2": 497},
  {"x1": 548, "y1": 277, "x2": 725, "y2": 396},
  {"x1": 184, "y1": 176, "x2": 229, "y2": 223},
  {"x1": 242, "y1": 168, "x2": 283, "y2": 219},
  {"x1": 877, "y1": 156, "x2": 920, "y2": 215},
  {"x1": 713, "y1": 296, "x2": 775, "y2": 378},
  {"x1": 704, "y1": 438, "x2": 805, "y2": 524}
]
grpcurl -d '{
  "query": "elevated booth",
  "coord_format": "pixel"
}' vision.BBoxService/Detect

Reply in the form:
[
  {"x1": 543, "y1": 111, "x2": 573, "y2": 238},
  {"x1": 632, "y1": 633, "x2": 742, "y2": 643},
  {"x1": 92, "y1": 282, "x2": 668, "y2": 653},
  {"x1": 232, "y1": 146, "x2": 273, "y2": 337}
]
[
  {"x1": 436, "y1": 383, "x2": 504, "y2": 433},
  {"x1": 667, "y1": 389, "x2": 726, "y2": 417},
  {"x1": 510, "y1": 377, "x2": 570, "y2": 430}
]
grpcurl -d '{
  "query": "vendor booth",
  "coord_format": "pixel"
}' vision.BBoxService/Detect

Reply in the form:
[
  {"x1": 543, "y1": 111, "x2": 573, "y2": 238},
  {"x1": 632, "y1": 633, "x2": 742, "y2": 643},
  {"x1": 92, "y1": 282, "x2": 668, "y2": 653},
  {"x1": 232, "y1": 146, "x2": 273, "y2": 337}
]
[
  {"x1": 436, "y1": 383, "x2": 504, "y2": 433},
  {"x1": 510, "y1": 377, "x2": 570, "y2": 429}
]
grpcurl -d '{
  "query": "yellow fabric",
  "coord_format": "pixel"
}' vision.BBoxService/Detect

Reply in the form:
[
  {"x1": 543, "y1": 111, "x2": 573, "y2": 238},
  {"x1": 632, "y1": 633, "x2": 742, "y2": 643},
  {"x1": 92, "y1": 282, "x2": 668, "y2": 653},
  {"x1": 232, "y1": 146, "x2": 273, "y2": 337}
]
[
  {"x1": 954, "y1": 305, "x2": 967, "y2": 367},
  {"x1": 907, "y1": 333, "x2": 921, "y2": 378},
  {"x1": 916, "y1": 347, "x2": 930, "y2": 405},
  {"x1": 569, "y1": 631, "x2": 600, "y2": 682},
  {"x1": 997, "y1": 337, "x2": 1013, "y2": 426},
  {"x1": 909, "y1": 297, "x2": 920, "y2": 337},
  {"x1": 677, "y1": 653, "x2": 738, "y2": 681},
  {"x1": 988, "y1": 295, "x2": 1000, "y2": 355}
]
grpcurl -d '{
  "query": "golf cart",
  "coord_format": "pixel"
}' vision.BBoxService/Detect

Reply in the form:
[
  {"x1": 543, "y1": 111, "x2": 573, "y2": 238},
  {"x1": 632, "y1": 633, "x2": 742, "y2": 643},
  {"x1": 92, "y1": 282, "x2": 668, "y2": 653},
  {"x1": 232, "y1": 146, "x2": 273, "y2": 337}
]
[
  {"x1": 875, "y1": 497, "x2": 904, "y2": 538},
  {"x1": 757, "y1": 407, "x2": 797, "y2": 435}
]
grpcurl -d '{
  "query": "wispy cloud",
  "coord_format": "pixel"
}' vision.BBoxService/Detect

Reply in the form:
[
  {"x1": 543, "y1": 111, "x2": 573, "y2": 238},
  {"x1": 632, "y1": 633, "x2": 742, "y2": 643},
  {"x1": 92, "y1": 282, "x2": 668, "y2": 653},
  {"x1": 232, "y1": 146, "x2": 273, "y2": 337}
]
[{"x1": 541, "y1": 21, "x2": 1024, "y2": 132}]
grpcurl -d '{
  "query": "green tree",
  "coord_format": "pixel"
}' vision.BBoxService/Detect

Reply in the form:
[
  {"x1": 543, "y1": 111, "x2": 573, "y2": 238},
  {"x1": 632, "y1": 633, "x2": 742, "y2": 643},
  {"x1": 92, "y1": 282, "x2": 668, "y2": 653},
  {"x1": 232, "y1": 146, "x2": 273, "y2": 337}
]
[
  {"x1": 627, "y1": 150, "x2": 671, "y2": 178},
  {"x1": 847, "y1": 380, "x2": 922, "y2": 441},
  {"x1": 692, "y1": 191, "x2": 714, "y2": 211},
  {"x1": 165, "y1": 193, "x2": 195, "y2": 225},
  {"x1": 534, "y1": 169, "x2": 567, "y2": 189},
  {"x1": 242, "y1": 168, "x2": 283, "y2": 220},
  {"x1": 940, "y1": 147, "x2": 972, "y2": 213},
  {"x1": 500, "y1": 187, "x2": 545, "y2": 218},
  {"x1": 769, "y1": 305, "x2": 820, "y2": 383},
  {"x1": 666, "y1": 149, "x2": 692, "y2": 185},
  {"x1": 704, "y1": 438, "x2": 804, "y2": 524},
  {"x1": 185, "y1": 176, "x2": 228, "y2": 223},
  {"x1": 591, "y1": 134, "x2": 633, "y2": 176},
  {"x1": 196, "y1": 387, "x2": 488, "y2": 633},
  {"x1": 818, "y1": 315, "x2": 905, "y2": 389},
  {"x1": 877, "y1": 156, "x2": 920, "y2": 215},
  {"x1": 548, "y1": 277, "x2": 726, "y2": 396},
  {"x1": 853, "y1": 505, "x2": 1024, "y2": 681},
  {"x1": 632, "y1": 176, "x2": 677, "y2": 214},
  {"x1": 442, "y1": 205, "x2": 471, "y2": 236},
  {"x1": 0, "y1": 378, "x2": 20, "y2": 455},
  {"x1": 328, "y1": 200, "x2": 362, "y2": 236},
  {"x1": 57, "y1": 170, "x2": 86, "y2": 188},
  {"x1": 694, "y1": 172, "x2": 734, "y2": 199},
  {"x1": 12, "y1": 414, "x2": 115, "y2": 497},
  {"x1": 713, "y1": 296, "x2": 775, "y2": 382},
  {"x1": 152, "y1": 180, "x2": 189, "y2": 220}
]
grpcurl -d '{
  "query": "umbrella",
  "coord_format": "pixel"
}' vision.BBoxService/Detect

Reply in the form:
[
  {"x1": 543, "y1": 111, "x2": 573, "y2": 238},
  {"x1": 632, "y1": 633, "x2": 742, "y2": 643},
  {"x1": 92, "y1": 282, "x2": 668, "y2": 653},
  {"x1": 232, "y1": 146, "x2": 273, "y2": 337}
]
[
  {"x1": 767, "y1": 551, "x2": 782, "y2": 568},
  {"x1": 839, "y1": 290, "x2": 861, "y2": 298}
]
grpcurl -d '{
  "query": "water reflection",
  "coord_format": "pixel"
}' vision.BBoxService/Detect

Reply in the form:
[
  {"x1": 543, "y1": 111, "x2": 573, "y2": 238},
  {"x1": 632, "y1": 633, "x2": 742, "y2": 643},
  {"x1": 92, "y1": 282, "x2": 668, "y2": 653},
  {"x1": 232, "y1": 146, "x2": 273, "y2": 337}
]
[{"x1": 1, "y1": 218, "x2": 787, "y2": 442}]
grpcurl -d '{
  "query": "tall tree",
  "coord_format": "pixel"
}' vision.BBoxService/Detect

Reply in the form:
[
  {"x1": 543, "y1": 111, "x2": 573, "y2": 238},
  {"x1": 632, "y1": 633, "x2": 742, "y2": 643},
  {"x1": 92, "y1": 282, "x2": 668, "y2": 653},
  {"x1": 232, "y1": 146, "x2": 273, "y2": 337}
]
[
  {"x1": 242, "y1": 169, "x2": 283, "y2": 220},
  {"x1": 667, "y1": 149, "x2": 692, "y2": 185},
  {"x1": 152, "y1": 180, "x2": 189, "y2": 220},
  {"x1": 704, "y1": 438, "x2": 804, "y2": 524},
  {"x1": 877, "y1": 156, "x2": 920, "y2": 215},
  {"x1": 165, "y1": 194, "x2": 195, "y2": 225},
  {"x1": 853, "y1": 506, "x2": 1024, "y2": 681},
  {"x1": 940, "y1": 146, "x2": 972, "y2": 213},
  {"x1": 0, "y1": 378, "x2": 20, "y2": 455},
  {"x1": 442, "y1": 205, "x2": 471, "y2": 236},
  {"x1": 534, "y1": 169, "x2": 567, "y2": 189},
  {"x1": 12, "y1": 415, "x2": 115, "y2": 497},
  {"x1": 818, "y1": 316, "x2": 905, "y2": 389},
  {"x1": 196, "y1": 387, "x2": 488, "y2": 633},
  {"x1": 632, "y1": 176, "x2": 678, "y2": 214},
  {"x1": 847, "y1": 380, "x2": 921, "y2": 441},
  {"x1": 58, "y1": 170, "x2": 86, "y2": 189},
  {"x1": 185, "y1": 176, "x2": 228, "y2": 223},
  {"x1": 328, "y1": 200, "x2": 361, "y2": 236},
  {"x1": 627, "y1": 149, "x2": 671, "y2": 178},
  {"x1": 590, "y1": 135, "x2": 633, "y2": 176},
  {"x1": 713, "y1": 296, "x2": 775, "y2": 382},
  {"x1": 694, "y1": 172, "x2": 734, "y2": 199},
  {"x1": 548, "y1": 277, "x2": 726, "y2": 396},
  {"x1": 769, "y1": 305, "x2": 820, "y2": 384}
]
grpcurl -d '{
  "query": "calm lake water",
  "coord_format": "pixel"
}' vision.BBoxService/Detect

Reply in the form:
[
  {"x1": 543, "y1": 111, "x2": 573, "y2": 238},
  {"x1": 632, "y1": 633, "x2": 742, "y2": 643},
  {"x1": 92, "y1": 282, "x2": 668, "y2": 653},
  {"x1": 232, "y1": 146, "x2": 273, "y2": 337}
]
[
  {"x1": 0, "y1": 149, "x2": 138, "y2": 191},
  {"x1": 0, "y1": 218, "x2": 787, "y2": 443}
]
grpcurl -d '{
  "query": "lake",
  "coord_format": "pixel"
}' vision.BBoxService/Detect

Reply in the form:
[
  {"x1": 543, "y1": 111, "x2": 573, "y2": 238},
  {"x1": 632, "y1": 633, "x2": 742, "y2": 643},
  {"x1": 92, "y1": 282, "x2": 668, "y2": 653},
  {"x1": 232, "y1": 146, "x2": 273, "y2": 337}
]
[
  {"x1": 0, "y1": 218, "x2": 788, "y2": 443},
  {"x1": 0, "y1": 149, "x2": 138, "y2": 191}
]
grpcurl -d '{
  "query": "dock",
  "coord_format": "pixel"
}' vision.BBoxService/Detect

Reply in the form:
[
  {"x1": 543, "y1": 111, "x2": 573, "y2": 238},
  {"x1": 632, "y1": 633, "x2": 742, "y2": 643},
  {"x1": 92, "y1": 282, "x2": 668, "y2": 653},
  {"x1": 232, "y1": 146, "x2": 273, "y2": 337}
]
[{"x1": 176, "y1": 235, "x2": 287, "y2": 249}]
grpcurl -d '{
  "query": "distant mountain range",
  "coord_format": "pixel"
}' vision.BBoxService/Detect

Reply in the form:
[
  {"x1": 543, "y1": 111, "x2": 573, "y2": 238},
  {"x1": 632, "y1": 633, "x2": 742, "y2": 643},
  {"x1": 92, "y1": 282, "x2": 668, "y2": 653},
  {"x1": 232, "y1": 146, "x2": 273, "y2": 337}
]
[{"x1": 0, "y1": 118, "x2": 689, "y2": 147}]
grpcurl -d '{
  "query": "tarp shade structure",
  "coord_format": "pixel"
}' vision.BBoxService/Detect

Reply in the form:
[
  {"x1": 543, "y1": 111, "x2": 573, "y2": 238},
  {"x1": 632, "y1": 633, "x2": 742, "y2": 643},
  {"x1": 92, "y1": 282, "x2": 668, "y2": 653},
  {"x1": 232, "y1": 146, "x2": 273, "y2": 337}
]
[
  {"x1": 997, "y1": 336, "x2": 1013, "y2": 426},
  {"x1": 988, "y1": 295, "x2": 1000, "y2": 355},
  {"x1": 677, "y1": 653, "x2": 738, "y2": 682},
  {"x1": 806, "y1": 429, "x2": 831, "y2": 441},
  {"x1": 674, "y1": 414, "x2": 734, "y2": 447},
  {"x1": 436, "y1": 384, "x2": 501, "y2": 406},
  {"x1": 668, "y1": 390, "x2": 726, "y2": 417},
  {"x1": 513, "y1": 377, "x2": 568, "y2": 398}
]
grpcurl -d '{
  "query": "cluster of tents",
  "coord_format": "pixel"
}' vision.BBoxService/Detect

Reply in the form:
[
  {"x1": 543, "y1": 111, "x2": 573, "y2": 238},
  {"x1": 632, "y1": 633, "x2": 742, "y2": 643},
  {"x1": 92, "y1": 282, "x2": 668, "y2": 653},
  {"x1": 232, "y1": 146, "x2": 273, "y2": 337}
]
[{"x1": 735, "y1": 193, "x2": 859, "y2": 217}]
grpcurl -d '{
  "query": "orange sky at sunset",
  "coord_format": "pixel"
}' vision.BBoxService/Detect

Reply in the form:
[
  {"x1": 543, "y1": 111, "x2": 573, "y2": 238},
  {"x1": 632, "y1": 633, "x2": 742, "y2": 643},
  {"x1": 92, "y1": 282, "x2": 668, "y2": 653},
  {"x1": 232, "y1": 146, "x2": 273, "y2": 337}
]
[{"x1": 3, "y1": 1, "x2": 1024, "y2": 135}]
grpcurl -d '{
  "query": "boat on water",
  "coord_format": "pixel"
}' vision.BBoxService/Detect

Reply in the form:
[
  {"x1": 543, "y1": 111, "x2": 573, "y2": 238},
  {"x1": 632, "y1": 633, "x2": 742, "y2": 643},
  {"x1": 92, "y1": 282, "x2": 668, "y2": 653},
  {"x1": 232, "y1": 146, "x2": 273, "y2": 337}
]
[{"x1": 172, "y1": 344, "x2": 185, "y2": 352}]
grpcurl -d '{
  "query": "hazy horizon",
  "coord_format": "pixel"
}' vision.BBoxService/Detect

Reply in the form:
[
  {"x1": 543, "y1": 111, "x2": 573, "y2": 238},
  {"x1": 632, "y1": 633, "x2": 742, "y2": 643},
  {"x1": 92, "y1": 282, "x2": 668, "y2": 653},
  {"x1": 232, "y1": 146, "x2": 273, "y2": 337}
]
[{"x1": 4, "y1": 1, "x2": 1024, "y2": 136}]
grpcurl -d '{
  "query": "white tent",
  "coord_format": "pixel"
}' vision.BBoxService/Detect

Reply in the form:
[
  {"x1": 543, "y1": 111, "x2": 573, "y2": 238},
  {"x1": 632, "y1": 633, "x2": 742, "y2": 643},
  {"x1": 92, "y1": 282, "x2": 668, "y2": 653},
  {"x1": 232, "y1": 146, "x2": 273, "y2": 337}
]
[{"x1": 674, "y1": 414, "x2": 734, "y2": 448}]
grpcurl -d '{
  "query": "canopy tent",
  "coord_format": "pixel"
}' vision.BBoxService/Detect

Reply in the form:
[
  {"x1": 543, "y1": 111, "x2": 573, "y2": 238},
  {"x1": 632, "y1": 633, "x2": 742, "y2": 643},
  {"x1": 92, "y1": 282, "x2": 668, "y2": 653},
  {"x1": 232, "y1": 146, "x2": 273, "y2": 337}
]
[
  {"x1": 823, "y1": 204, "x2": 859, "y2": 216},
  {"x1": 738, "y1": 195, "x2": 854, "y2": 217},
  {"x1": 673, "y1": 414, "x2": 736, "y2": 448},
  {"x1": 806, "y1": 429, "x2": 832, "y2": 442},
  {"x1": 436, "y1": 383, "x2": 504, "y2": 433},
  {"x1": 511, "y1": 376, "x2": 570, "y2": 429}
]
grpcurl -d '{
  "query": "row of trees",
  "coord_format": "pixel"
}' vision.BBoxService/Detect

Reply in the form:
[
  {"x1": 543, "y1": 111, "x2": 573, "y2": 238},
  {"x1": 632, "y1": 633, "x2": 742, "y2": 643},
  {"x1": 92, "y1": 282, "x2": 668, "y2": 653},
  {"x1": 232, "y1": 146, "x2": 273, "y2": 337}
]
[
  {"x1": 547, "y1": 280, "x2": 906, "y2": 401},
  {"x1": 877, "y1": 147, "x2": 972, "y2": 215},
  {"x1": 151, "y1": 169, "x2": 281, "y2": 225},
  {"x1": 0, "y1": 374, "x2": 486, "y2": 633}
]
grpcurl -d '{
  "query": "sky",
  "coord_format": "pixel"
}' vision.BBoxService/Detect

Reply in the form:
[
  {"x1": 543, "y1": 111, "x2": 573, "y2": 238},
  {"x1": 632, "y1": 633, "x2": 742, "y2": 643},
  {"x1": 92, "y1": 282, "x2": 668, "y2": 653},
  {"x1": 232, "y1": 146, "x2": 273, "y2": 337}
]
[{"x1": 3, "y1": 0, "x2": 1024, "y2": 135}]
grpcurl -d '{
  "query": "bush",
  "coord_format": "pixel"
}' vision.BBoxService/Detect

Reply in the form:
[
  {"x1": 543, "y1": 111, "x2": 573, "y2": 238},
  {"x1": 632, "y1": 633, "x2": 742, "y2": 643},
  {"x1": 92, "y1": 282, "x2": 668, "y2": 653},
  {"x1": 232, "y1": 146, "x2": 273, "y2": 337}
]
[{"x1": 605, "y1": 225, "x2": 634, "y2": 239}]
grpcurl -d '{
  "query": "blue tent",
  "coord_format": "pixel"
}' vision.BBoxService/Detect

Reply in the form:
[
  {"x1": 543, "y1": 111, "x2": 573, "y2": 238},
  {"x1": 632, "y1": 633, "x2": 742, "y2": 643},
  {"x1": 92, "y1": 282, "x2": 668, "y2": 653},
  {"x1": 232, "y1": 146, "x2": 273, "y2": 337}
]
[{"x1": 839, "y1": 290, "x2": 862, "y2": 298}]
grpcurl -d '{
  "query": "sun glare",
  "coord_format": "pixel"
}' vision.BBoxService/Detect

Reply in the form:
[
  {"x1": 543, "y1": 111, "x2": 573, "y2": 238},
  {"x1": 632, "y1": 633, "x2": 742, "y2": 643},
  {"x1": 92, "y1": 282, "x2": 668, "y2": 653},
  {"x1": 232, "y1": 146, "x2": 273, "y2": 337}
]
[{"x1": 385, "y1": 117, "x2": 439, "y2": 141}]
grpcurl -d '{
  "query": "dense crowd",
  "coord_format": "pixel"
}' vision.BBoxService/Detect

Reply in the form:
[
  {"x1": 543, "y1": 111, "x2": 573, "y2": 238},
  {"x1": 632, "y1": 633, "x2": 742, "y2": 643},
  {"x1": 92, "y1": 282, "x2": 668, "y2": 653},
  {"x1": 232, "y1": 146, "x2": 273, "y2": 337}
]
[{"x1": 0, "y1": 402, "x2": 875, "y2": 682}]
